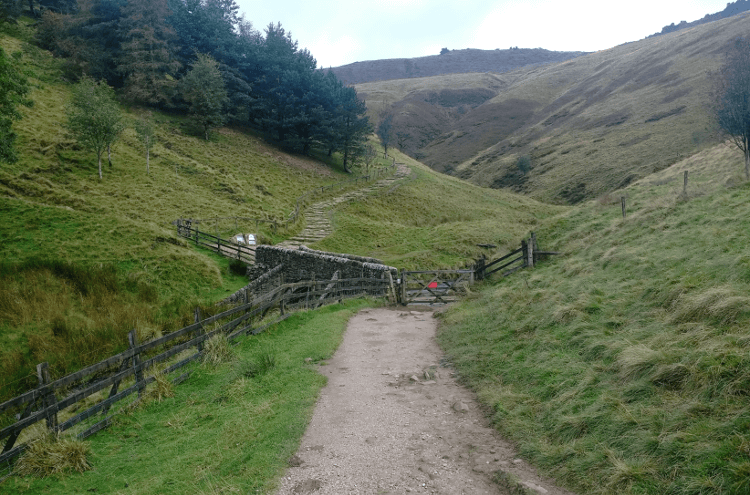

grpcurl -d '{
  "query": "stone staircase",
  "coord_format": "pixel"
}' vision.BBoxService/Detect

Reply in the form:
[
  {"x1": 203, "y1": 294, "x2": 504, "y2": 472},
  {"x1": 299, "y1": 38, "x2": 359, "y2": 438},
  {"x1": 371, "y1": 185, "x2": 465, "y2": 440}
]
[{"x1": 279, "y1": 162, "x2": 411, "y2": 249}]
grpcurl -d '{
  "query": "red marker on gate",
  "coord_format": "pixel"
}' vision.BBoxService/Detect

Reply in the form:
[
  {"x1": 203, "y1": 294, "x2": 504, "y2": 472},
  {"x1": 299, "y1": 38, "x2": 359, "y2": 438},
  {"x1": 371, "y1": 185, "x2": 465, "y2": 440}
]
[{"x1": 428, "y1": 281, "x2": 438, "y2": 289}]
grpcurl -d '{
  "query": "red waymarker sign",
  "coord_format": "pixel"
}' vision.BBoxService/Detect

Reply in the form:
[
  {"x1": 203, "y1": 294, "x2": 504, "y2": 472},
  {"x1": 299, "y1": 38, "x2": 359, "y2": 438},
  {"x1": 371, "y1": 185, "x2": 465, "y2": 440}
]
[{"x1": 427, "y1": 281, "x2": 438, "y2": 289}]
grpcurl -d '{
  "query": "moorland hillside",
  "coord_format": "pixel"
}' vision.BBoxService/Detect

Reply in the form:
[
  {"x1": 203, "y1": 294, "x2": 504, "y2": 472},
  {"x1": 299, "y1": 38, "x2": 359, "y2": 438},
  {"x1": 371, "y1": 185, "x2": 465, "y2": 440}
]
[
  {"x1": 329, "y1": 47, "x2": 586, "y2": 85},
  {"x1": 357, "y1": 13, "x2": 750, "y2": 204}
]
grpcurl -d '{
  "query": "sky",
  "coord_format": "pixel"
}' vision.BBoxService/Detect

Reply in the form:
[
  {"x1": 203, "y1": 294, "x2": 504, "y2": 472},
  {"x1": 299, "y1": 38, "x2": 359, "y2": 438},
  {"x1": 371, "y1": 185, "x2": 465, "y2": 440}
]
[{"x1": 234, "y1": 0, "x2": 733, "y2": 68}]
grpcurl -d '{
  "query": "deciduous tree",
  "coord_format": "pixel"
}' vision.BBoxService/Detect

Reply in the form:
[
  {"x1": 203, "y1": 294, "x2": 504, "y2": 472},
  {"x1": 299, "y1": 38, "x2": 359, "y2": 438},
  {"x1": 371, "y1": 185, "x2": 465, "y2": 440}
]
[
  {"x1": 377, "y1": 110, "x2": 393, "y2": 157},
  {"x1": 714, "y1": 38, "x2": 750, "y2": 180},
  {"x1": 65, "y1": 76, "x2": 124, "y2": 179}
]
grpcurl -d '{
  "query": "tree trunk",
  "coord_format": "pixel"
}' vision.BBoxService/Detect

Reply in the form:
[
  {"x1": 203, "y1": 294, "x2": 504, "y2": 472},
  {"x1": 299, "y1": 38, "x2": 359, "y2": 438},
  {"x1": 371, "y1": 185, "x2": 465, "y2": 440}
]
[
  {"x1": 745, "y1": 148, "x2": 749, "y2": 181},
  {"x1": 98, "y1": 153, "x2": 103, "y2": 179}
]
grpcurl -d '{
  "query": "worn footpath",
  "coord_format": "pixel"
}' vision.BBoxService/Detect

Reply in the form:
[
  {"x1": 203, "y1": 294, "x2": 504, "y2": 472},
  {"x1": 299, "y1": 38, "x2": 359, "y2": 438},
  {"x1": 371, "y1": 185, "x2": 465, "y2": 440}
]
[{"x1": 275, "y1": 308, "x2": 576, "y2": 495}]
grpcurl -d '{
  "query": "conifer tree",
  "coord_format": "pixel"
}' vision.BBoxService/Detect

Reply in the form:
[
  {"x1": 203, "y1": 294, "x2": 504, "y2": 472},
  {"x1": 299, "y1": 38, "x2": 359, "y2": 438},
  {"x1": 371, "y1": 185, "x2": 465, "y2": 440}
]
[
  {"x1": 118, "y1": 0, "x2": 180, "y2": 106},
  {"x1": 180, "y1": 53, "x2": 227, "y2": 140}
]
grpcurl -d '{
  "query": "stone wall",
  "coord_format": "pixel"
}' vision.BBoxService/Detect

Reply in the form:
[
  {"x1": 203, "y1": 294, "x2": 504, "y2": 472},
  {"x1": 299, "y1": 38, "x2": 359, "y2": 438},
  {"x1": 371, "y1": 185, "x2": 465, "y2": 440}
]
[{"x1": 255, "y1": 245, "x2": 398, "y2": 283}]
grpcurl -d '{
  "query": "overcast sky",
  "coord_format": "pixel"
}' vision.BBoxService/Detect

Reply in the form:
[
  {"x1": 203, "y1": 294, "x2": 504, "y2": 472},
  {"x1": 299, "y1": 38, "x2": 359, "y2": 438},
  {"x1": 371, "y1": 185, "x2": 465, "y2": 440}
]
[{"x1": 235, "y1": 1, "x2": 733, "y2": 68}]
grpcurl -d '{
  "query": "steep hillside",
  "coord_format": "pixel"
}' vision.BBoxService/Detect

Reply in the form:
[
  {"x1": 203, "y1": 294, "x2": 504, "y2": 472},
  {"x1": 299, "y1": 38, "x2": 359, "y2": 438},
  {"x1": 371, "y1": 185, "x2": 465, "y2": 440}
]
[
  {"x1": 438, "y1": 141, "x2": 750, "y2": 494},
  {"x1": 330, "y1": 48, "x2": 586, "y2": 85},
  {"x1": 357, "y1": 13, "x2": 750, "y2": 204}
]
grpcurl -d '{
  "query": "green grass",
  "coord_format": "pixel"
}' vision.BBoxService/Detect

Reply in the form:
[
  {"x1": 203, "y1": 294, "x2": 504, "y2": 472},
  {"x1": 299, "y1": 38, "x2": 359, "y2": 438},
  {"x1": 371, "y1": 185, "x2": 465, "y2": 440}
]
[
  {"x1": 3, "y1": 299, "x2": 372, "y2": 494},
  {"x1": 437, "y1": 143, "x2": 750, "y2": 494},
  {"x1": 0, "y1": 22, "x2": 365, "y2": 402},
  {"x1": 315, "y1": 148, "x2": 566, "y2": 269}
]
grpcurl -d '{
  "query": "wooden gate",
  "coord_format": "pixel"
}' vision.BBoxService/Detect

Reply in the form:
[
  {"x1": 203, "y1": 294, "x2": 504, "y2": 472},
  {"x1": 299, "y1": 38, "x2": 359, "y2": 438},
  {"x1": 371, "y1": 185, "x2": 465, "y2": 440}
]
[{"x1": 400, "y1": 269, "x2": 474, "y2": 305}]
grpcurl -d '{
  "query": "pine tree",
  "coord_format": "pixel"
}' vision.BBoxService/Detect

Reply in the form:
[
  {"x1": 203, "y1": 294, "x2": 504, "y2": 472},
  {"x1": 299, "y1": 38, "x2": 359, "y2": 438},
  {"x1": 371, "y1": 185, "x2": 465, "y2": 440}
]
[{"x1": 180, "y1": 53, "x2": 228, "y2": 140}]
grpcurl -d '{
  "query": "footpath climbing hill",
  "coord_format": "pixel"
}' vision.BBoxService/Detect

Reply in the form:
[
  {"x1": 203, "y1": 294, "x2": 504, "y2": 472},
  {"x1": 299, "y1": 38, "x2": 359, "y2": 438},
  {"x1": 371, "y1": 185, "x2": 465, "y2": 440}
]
[{"x1": 280, "y1": 162, "x2": 411, "y2": 249}]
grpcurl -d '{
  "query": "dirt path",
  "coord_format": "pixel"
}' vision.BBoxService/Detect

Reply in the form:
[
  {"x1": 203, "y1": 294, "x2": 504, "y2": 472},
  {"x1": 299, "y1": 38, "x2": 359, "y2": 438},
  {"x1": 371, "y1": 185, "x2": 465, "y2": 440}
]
[
  {"x1": 275, "y1": 308, "x2": 576, "y2": 495},
  {"x1": 279, "y1": 163, "x2": 411, "y2": 249}
]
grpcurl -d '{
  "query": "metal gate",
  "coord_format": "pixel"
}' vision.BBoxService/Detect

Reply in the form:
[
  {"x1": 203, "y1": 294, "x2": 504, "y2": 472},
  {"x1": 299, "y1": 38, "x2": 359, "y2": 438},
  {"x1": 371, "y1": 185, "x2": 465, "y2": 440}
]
[{"x1": 400, "y1": 269, "x2": 474, "y2": 305}]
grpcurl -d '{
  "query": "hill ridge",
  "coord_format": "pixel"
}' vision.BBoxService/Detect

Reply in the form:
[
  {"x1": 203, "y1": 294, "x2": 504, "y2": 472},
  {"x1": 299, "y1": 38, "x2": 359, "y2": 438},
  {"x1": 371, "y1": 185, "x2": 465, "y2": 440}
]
[{"x1": 329, "y1": 47, "x2": 587, "y2": 85}]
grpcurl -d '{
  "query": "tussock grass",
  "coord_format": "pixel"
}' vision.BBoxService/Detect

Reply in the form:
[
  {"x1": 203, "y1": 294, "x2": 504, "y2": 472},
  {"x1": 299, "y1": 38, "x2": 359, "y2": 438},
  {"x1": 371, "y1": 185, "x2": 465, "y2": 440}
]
[
  {"x1": 202, "y1": 333, "x2": 235, "y2": 367},
  {"x1": 438, "y1": 143, "x2": 750, "y2": 494},
  {"x1": 14, "y1": 434, "x2": 91, "y2": 477}
]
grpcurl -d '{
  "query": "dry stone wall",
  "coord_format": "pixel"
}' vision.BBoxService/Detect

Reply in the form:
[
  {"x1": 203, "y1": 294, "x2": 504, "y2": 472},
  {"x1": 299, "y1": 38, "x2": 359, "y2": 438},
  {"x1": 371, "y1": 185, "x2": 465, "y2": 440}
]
[{"x1": 255, "y1": 245, "x2": 398, "y2": 283}]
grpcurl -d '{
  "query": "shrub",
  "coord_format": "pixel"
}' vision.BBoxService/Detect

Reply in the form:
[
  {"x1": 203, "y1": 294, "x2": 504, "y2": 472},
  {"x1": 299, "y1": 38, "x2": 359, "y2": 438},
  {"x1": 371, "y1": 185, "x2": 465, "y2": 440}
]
[{"x1": 516, "y1": 155, "x2": 531, "y2": 174}]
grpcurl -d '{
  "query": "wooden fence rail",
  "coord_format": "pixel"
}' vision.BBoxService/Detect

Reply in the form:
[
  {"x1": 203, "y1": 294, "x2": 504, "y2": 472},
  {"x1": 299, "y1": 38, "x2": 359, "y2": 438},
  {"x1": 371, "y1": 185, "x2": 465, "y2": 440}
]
[
  {"x1": 0, "y1": 274, "x2": 391, "y2": 472},
  {"x1": 0, "y1": 227, "x2": 556, "y2": 476}
]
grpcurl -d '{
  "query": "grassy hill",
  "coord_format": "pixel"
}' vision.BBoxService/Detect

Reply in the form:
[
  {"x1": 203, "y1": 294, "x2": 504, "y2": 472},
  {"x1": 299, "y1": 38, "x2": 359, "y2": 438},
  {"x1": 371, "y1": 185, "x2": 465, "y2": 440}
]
[
  {"x1": 438, "y1": 142, "x2": 750, "y2": 494},
  {"x1": 329, "y1": 47, "x2": 586, "y2": 85},
  {"x1": 0, "y1": 19, "x2": 561, "y2": 404},
  {"x1": 357, "y1": 13, "x2": 750, "y2": 204}
]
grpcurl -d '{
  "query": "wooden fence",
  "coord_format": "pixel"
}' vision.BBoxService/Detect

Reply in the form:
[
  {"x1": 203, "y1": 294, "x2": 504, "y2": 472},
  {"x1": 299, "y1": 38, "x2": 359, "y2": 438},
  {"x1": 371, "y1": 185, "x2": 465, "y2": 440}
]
[
  {"x1": 176, "y1": 221, "x2": 255, "y2": 262},
  {"x1": 0, "y1": 272, "x2": 391, "y2": 474},
  {"x1": 0, "y1": 231, "x2": 556, "y2": 476},
  {"x1": 400, "y1": 233, "x2": 560, "y2": 305}
]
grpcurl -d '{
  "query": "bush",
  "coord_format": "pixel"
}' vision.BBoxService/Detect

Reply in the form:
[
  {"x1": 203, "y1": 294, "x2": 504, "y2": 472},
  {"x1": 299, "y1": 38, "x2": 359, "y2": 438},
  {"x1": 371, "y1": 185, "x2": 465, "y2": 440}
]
[
  {"x1": 228, "y1": 258, "x2": 248, "y2": 277},
  {"x1": 516, "y1": 155, "x2": 531, "y2": 174}
]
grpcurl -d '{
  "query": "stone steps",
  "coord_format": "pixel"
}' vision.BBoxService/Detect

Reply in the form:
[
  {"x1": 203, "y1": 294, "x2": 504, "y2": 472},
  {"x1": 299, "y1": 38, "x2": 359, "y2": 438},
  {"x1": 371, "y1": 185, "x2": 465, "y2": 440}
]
[{"x1": 278, "y1": 163, "x2": 410, "y2": 249}]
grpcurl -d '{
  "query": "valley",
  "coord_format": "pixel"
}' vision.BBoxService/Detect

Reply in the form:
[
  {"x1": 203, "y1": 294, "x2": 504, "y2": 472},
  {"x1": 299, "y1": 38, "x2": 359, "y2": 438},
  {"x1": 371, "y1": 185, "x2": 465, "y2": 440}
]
[{"x1": 2, "y1": 2, "x2": 750, "y2": 494}]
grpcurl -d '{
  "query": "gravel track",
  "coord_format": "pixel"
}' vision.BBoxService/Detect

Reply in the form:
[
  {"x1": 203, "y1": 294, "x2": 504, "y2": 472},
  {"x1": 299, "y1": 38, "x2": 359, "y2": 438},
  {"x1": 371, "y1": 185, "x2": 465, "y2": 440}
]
[{"x1": 275, "y1": 308, "x2": 576, "y2": 495}]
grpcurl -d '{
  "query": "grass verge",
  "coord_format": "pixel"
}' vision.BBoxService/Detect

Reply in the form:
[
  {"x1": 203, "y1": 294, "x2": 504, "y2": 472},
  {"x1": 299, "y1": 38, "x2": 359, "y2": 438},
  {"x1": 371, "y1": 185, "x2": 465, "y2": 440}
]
[
  {"x1": 437, "y1": 146, "x2": 750, "y2": 494},
  {"x1": 3, "y1": 299, "x2": 373, "y2": 494}
]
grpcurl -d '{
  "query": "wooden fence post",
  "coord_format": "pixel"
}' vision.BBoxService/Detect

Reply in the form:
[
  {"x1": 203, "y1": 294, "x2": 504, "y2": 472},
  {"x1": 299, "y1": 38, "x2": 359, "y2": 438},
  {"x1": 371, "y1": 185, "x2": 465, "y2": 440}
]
[
  {"x1": 36, "y1": 362, "x2": 57, "y2": 431},
  {"x1": 195, "y1": 307, "x2": 204, "y2": 353},
  {"x1": 621, "y1": 196, "x2": 627, "y2": 218},
  {"x1": 527, "y1": 236, "x2": 535, "y2": 268},
  {"x1": 683, "y1": 170, "x2": 689, "y2": 197},
  {"x1": 194, "y1": 223, "x2": 199, "y2": 246},
  {"x1": 400, "y1": 268, "x2": 407, "y2": 306},
  {"x1": 475, "y1": 257, "x2": 485, "y2": 281},
  {"x1": 128, "y1": 330, "x2": 145, "y2": 398},
  {"x1": 531, "y1": 232, "x2": 538, "y2": 265}
]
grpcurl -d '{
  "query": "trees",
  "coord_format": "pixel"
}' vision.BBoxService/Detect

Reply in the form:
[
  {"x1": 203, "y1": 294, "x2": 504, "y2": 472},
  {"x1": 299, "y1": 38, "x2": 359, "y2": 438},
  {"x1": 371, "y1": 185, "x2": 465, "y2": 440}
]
[
  {"x1": 66, "y1": 77, "x2": 124, "y2": 179},
  {"x1": 713, "y1": 38, "x2": 750, "y2": 180},
  {"x1": 179, "y1": 53, "x2": 227, "y2": 139},
  {"x1": 118, "y1": 0, "x2": 180, "y2": 106},
  {"x1": 377, "y1": 110, "x2": 394, "y2": 156},
  {"x1": 333, "y1": 86, "x2": 371, "y2": 173},
  {"x1": 0, "y1": 47, "x2": 31, "y2": 163}
]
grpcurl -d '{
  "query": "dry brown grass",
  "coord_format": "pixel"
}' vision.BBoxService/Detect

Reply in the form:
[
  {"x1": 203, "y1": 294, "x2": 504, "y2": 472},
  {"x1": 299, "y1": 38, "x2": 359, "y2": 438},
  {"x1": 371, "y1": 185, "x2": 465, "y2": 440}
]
[{"x1": 14, "y1": 434, "x2": 91, "y2": 477}]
